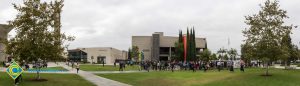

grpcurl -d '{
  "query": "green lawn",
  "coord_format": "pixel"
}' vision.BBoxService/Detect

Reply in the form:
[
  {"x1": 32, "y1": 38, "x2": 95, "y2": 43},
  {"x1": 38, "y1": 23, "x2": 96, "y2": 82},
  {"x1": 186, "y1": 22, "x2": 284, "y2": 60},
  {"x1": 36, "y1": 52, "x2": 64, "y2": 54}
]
[
  {"x1": 97, "y1": 68, "x2": 300, "y2": 86},
  {"x1": 0, "y1": 72, "x2": 95, "y2": 86},
  {"x1": 80, "y1": 65, "x2": 140, "y2": 71}
]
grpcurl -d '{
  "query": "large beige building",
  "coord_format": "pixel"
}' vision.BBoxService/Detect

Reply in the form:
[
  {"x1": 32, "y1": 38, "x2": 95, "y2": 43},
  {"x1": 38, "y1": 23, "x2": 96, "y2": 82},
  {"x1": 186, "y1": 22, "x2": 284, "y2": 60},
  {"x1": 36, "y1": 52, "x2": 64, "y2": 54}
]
[
  {"x1": 68, "y1": 47, "x2": 127, "y2": 64},
  {"x1": 132, "y1": 32, "x2": 207, "y2": 61},
  {"x1": 0, "y1": 24, "x2": 12, "y2": 62}
]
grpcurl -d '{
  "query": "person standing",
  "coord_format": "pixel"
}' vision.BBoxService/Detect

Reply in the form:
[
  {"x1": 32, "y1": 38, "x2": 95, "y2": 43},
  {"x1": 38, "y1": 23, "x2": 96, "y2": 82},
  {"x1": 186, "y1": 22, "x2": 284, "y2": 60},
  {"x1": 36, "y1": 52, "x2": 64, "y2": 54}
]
[
  {"x1": 146, "y1": 61, "x2": 150, "y2": 72},
  {"x1": 119, "y1": 61, "x2": 124, "y2": 71},
  {"x1": 76, "y1": 63, "x2": 80, "y2": 73},
  {"x1": 71, "y1": 61, "x2": 74, "y2": 70},
  {"x1": 229, "y1": 61, "x2": 234, "y2": 72},
  {"x1": 114, "y1": 61, "x2": 116, "y2": 67},
  {"x1": 171, "y1": 61, "x2": 175, "y2": 72},
  {"x1": 240, "y1": 60, "x2": 245, "y2": 72},
  {"x1": 15, "y1": 74, "x2": 22, "y2": 85},
  {"x1": 217, "y1": 61, "x2": 221, "y2": 72}
]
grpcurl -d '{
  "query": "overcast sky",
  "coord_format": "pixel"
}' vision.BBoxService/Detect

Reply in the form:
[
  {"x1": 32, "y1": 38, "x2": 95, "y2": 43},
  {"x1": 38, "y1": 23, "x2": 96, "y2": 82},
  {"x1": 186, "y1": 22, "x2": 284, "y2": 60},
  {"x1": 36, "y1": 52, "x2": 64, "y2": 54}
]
[{"x1": 1, "y1": 0, "x2": 300, "y2": 54}]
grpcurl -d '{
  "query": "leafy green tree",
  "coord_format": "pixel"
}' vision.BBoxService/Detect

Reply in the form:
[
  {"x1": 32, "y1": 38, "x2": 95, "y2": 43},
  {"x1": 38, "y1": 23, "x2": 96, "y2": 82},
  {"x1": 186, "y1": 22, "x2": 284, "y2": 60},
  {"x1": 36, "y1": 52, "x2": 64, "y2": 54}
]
[
  {"x1": 242, "y1": 0, "x2": 296, "y2": 75},
  {"x1": 241, "y1": 43, "x2": 255, "y2": 65},
  {"x1": 217, "y1": 54, "x2": 222, "y2": 60},
  {"x1": 6, "y1": 0, "x2": 74, "y2": 79},
  {"x1": 217, "y1": 48, "x2": 227, "y2": 60},
  {"x1": 200, "y1": 49, "x2": 211, "y2": 63},
  {"x1": 223, "y1": 54, "x2": 229, "y2": 60},
  {"x1": 291, "y1": 45, "x2": 300, "y2": 62},
  {"x1": 228, "y1": 48, "x2": 238, "y2": 60},
  {"x1": 131, "y1": 46, "x2": 139, "y2": 61},
  {"x1": 280, "y1": 34, "x2": 300, "y2": 67},
  {"x1": 280, "y1": 34, "x2": 292, "y2": 66},
  {"x1": 210, "y1": 53, "x2": 218, "y2": 60}
]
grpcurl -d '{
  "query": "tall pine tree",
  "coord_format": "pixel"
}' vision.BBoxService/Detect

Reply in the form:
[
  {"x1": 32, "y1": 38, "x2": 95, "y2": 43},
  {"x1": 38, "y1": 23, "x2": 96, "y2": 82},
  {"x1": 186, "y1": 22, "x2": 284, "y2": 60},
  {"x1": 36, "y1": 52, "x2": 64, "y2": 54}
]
[{"x1": 186, "y1": 28, "x2": 190, "y2": 61}]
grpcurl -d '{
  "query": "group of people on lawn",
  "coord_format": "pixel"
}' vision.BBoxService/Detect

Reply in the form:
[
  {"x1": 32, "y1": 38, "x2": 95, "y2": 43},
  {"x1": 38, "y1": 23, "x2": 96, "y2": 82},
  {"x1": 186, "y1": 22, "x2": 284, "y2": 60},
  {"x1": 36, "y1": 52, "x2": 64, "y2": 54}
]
[{"x1": 118, "y1": 59, "x2": 246, "y2": 72}]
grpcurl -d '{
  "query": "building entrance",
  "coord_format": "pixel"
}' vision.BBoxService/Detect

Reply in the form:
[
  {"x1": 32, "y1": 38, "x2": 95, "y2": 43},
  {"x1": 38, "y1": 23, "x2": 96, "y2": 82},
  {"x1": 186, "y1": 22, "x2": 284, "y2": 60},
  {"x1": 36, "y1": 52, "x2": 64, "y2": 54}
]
[
  {"x1": 159, "y1": 56, "x2": 168, "y2": 61},
  {"x1": 97, "y1": 56, "x2": 106, "y2": 64}
]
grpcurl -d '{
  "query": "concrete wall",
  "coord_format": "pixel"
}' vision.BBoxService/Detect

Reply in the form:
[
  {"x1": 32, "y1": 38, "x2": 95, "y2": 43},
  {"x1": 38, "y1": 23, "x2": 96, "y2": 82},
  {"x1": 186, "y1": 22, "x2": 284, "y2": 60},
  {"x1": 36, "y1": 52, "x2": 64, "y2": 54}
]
[
  {"x1": 132, "y1": 36, "x2": 152, "y2": 61},
  {"x1": 79, "y1": 47, "x2": 127, "y2": 64}
]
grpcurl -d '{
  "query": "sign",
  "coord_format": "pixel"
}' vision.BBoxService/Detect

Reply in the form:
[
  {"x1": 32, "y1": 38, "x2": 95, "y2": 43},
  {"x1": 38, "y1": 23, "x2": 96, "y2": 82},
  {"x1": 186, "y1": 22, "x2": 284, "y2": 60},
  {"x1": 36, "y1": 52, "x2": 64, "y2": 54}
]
[{"x1": 6, "y1": 61, "x2": 24, "y2": 80}]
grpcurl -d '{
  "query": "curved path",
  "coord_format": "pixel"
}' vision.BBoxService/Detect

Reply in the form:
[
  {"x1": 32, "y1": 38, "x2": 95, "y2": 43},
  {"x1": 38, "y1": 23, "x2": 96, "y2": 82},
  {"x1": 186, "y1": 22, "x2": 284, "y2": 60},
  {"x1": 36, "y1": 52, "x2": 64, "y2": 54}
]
[{"x1": 57, "y1": 63, "x2": 131, "y2": 86}]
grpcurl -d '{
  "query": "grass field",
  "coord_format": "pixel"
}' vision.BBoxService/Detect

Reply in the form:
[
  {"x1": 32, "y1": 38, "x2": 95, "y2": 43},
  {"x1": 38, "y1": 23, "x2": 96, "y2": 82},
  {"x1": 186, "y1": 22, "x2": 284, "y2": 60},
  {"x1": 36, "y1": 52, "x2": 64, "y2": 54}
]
[
  {"x1": 80, "y1": 65, "x2": 140, "y2": 71},
  {"x1": 0, "y1": 72, "x2": 95, "y2": 86},
  {"x1": 97, "y1": 68, "x2": 300, "y2": 86}
]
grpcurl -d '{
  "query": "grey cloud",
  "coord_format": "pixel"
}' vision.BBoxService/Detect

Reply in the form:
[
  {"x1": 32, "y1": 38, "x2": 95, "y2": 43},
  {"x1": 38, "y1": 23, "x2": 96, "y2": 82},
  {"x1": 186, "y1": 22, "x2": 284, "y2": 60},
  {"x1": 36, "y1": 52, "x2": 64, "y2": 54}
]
[{"x1": 1, "y1": 0, "x2": 300, "y2": 54}]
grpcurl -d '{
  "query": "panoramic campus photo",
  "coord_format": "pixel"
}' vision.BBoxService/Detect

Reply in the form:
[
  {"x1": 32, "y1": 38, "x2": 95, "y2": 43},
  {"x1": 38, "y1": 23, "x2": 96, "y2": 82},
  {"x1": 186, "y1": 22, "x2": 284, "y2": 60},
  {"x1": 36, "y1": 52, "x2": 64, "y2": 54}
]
[{"x1": 1, "y1": 0, "x2": 300, "y2": 86}]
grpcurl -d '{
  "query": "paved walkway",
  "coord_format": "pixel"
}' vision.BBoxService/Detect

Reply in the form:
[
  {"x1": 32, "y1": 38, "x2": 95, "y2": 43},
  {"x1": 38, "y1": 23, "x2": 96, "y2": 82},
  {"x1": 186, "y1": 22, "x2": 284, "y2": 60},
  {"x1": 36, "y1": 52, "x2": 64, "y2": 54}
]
[
  {"x1": 58, "y1": 63, "x2": 131, "y2": 86},
  {"x1": 274, "y1": 64, "x2": 300, "y2": 69}
]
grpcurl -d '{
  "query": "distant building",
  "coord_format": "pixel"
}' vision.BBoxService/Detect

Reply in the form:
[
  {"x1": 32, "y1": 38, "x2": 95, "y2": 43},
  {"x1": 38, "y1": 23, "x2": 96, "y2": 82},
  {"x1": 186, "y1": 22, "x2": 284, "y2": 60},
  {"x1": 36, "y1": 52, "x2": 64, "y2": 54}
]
[
  {"x1": 68, "y1": 47, "x2": 127, "y2": 64},
  {"x1": 132, "y1": 32, "x2": 207, "y2": 61},
  {"x1": 0, "y1": 24, "x2": 12, "y2": 62}
]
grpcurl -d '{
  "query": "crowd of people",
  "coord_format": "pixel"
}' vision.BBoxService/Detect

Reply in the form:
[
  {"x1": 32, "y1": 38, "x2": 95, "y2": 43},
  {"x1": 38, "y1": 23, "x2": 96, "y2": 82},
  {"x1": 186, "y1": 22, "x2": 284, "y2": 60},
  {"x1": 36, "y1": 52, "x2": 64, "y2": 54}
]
[{"x1": 121, "y1": 60, "x2": 246, "y2": 72}]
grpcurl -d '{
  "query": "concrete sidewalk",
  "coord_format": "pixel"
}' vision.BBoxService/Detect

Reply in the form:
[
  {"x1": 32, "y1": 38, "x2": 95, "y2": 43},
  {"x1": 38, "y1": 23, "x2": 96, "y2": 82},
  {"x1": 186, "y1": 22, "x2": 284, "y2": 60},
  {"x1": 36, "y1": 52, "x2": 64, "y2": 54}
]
[{"x1": 58, "y1": 63, "x2": 131, "y2": 86}]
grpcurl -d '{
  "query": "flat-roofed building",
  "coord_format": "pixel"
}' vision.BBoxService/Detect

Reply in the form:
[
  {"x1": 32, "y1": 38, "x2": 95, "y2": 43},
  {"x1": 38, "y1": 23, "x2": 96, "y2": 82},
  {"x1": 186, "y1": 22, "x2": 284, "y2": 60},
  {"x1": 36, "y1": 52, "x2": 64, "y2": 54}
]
[
  {"x1": 132, "y1": 32, "x2": 207, "y2": 61},
  {"x1": 0, "y1": 24, "x2": 12, "y2": 62},
  {"x1": 68, "y1": 47, "x2": 127, "y2": 64}
]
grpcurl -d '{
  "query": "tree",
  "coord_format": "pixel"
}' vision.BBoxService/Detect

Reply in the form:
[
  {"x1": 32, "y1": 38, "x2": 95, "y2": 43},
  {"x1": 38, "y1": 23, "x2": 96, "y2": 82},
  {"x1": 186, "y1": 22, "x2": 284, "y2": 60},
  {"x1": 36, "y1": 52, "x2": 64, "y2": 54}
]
[
  {"x1": 174, "y1": 30, "x2": 184, "y2": 61},
  {"x1": 228, "y1": 48, "x2": 238, "y2": 60},
  {"x1": 186, "y1": 28, "x2": 190, "y2": 61},
  {"x1": 291, "y1": 45, "x2": 300, "y2": 62},
  {"x1": 200, "y1": 49, "x2": 211, "y2": 63},
  {"x1": 210, "y1": 53, "x2": 218, "y2": 60},
  {"x1": 175, "y1": 28, "x2": 197, "y2": 61},
  {"x1": 6, "y1": 0, "x2": 74, "y2": 80},
  {"x1": 280, "y1": 33, "x2": 300, "y2": 67},
  {"x1": 241, "y1": 43, "x2": 255, "y2": 66},
  {"x1": 217, "y1": 54, "x2": 222, "y2": 60},
  {"x1": 191, "y1": 28, "x2": 197, "y2": 61},
  {"x1": 174, "y1": 42, "x2": 184, "y2": 61},
  {"x1": 217, "y1": 48, "x2": 227, "y2": 60},
  {"x1": 280, "y1": 34, "x2": 292, "y2": 67},
  {"x1": 242, "y1": 0, "x2": 296, "y2": 75},
  {"x1": 223, "y1": 54, "x2": 229, "y2": 60},
  {"x1": 186, "y1": 27, "x2": 197, "y2": 61},
  {"x1": 131, "y1": 46, "x2": 139, "y2": 62},
  {"x1": 128, "y1": 48, "x2": 132, "y2": 60}
]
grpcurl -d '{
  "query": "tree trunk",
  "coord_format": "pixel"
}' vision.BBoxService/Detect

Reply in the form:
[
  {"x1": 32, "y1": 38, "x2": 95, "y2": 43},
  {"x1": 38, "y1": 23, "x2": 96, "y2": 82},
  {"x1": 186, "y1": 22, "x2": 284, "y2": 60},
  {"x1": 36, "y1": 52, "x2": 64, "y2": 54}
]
[
  {"x1": 36, "y1": 67, "x2": 41, "y2": 80},
  {"x1": 285, "y1": 60, "x2": 288, "y2": 69},
  {"x1": 265, "y1": 62, "x2": 270, "y2": 76},
  {"x1": 266, "y1": 64, "x2": 269, "y2": 75}
]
